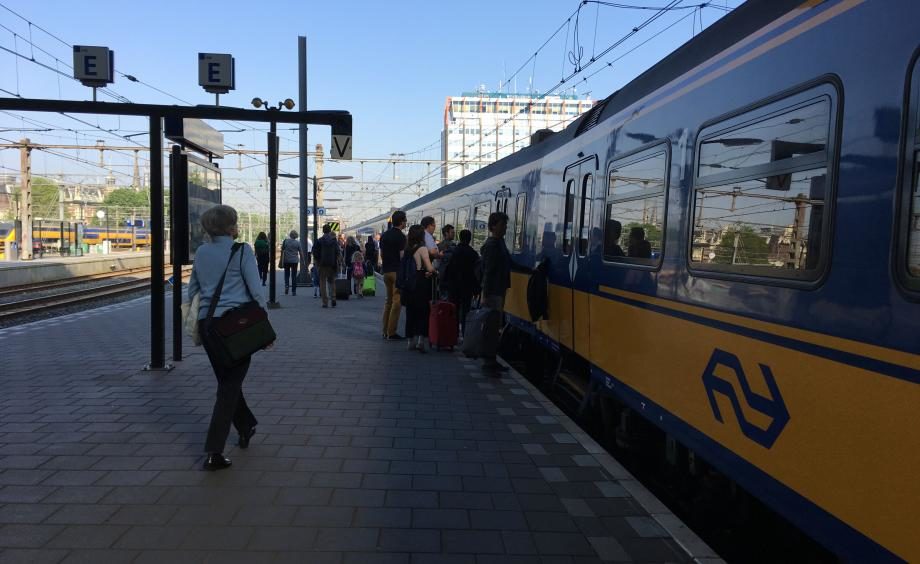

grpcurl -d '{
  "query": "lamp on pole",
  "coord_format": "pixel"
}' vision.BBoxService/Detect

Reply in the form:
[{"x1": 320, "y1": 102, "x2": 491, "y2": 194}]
[{"x1": 252, "y1": 96, "x2": 295, "y2": 309}]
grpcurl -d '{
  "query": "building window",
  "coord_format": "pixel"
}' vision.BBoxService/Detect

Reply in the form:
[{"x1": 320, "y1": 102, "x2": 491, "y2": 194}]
[
  {"x1": 605, "y1": 150, "x2": 668, "y2": 265},
  {"x1": 513, "y1": 193, "x2": 526, "y2": 252},
  {"x1": 691, "y1": 86, "x2": 836, "y2": 280}
]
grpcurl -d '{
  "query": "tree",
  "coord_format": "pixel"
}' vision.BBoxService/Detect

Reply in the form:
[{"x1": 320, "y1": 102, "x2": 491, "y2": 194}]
[
  {"x1": 104, "y1": 188, "x2": 149, "y2": 208},
  {"x1": 714, "y1": 225, "x2": 771, "y2": 265},
  {"x1": 12, "y1": 176, "x2": 58, "y2": 219}
]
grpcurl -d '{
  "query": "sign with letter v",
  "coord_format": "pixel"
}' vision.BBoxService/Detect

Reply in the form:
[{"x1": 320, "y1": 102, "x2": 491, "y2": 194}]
[{"x1": 331, "y1": 135, "x2": 352, "y2": 160}]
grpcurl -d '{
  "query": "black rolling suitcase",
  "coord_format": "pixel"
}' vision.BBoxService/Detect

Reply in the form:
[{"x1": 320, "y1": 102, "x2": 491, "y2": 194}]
[{"x1": 335, "y1": 267, "x2": 350, "y2": 301}]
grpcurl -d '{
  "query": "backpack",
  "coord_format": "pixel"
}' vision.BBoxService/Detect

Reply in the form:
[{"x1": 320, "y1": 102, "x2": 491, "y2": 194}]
[
  {"x1": 395, "y1": 252, "x2": 417, "y2": 293},
  {"x1": 352, "y1": 261, "x2": 365, "y2": 278},
  {"x1": 319, "y1": 236, "x2": 338, "y2": 267}
]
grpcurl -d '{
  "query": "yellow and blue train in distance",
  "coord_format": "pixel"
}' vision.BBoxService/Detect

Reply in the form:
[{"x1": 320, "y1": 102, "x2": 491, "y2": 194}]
[
  {"x1": 354, "y1": 0, "x2": 920, "y2": 560},
  {"x1": 0, "y1": 221, "x2": 151, "y2": 259}
]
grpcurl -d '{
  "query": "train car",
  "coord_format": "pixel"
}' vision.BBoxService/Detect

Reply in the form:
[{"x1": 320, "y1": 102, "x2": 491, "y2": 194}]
[
  {"x1": 0, "y1": 223, "x2": 151, "y2": 258},
  {"x1": 352, "y1": 1, "x2": 920, "y2": 560}
]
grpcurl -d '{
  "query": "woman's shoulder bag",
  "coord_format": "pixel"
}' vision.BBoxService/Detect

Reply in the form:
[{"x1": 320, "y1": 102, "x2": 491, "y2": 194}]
[{"x1": 203, "y1": 243, "x2": 276, "y2": 367}]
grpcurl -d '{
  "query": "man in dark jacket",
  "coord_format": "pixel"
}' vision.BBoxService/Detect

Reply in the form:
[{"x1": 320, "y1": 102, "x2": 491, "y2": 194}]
[
  {"x1": 479, "y1": 212, "x2": 532, "y2": 374},
  {"x1": 446, "y1": 229, "x2": 479, "y2": 337},
  {"x1": 364, "y1": 235, "x2": 378, "y2": 274},
  {"x1": 312, "y1": 224, "x2": 342, "y2": 308}
]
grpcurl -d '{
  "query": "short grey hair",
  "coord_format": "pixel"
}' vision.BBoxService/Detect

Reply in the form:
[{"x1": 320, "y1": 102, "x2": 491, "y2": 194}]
[
  {"x1": 200, "y1": 205, "x2": 238, "y2": 237},
  {"x1": 289, "y1": 230, "x2": 298, "y2": 239}
]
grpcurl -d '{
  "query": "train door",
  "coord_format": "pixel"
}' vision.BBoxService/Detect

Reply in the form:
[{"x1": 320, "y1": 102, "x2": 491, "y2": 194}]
[{"x1": 563, "y1": 156, "x2": 598, "y2": 357}]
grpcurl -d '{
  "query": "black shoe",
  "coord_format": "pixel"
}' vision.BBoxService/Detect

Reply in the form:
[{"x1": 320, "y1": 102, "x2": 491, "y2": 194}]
[
  {"x1": 292, "y1": 291, "x2": 296, "y2": 296},
  {"x1": 332, "y1": 300, "x2": 337, "y2": 307},
  {"x1": 284, "y1": 287, "x2": 289, "y2": 295},
  {"x1": 203, "y1": 453, "x2": 232, "y2": 471},
  {"x1": 483, "y1": 362, "x2": 509, "y2": 373},
  {"x1": 322, "y1": 304, "x2": 328, "y2": 308},
  {"x1": 387, "y1": 334, "x2": 405, "y2": 340},
  {"x1": 239, "y1": 427, "x2": 256, "y2": 449}
]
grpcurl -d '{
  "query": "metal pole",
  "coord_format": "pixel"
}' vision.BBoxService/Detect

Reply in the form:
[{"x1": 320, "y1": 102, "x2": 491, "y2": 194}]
[
  {"x1": 147, "y1": 114, "x2": 169, "y2": 370},
  {"x1": 19, "y1": 139, "x2": 32, "y2": 260},
  {"x1": 268, "y1": 120, "x2": 280, "y2": 308},
  {"x1": 312, "y1": 174, "x2": 319, "y2": 251},
  {"x1": 297, "y1": 35, "x2": 311, "y2": 286},
  {"x1": 169, "y1": 145, "x2": 183, "y2": 362}
]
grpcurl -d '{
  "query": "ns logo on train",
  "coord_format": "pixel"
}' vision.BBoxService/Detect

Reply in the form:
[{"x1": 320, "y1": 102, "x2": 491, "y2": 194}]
[{"x1": 701, "y1": 349, "x2": 790, "y2": 449}]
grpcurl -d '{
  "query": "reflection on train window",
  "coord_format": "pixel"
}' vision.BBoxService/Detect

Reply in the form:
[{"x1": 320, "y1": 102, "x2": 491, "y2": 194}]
[
  {"x1": 513, "y1": 193, "x2": 527, "y2": 252},
  {"x1": 692, "y1": 87, "x2": 835, "y2": 279},
  {"x1": 447, "y1": 209, "x2": 457, "y2": 232},
  {"x1": 692, "y1": 169, "x2": 826, "y2": 271},
  {"x1": 457, "y1": 207, "x2": 470, "y2": 232},
  {"x1": 604, "y1": 151, "x2": 667, "y2": 265},
  {"x1": 909, "y1": 152, "x2": 920, "y2": 277},
  {"x1": 472, "y1": 202, "x2": 490, "y2": 250},
  {"x1": 699, "y1": 98, "x2": 829, "y2": 178},
  {"x1": 563, "y1": 179, "x2": 575, "y2": 255},
  {"x1": 578, "y1": 174, "x2": 593, "y2": 257}
]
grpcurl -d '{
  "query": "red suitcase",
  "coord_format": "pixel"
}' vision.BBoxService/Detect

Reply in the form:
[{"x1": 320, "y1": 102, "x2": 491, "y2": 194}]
[{"x1": 429, "y1": 300, "x2": 458, "y2": 350}]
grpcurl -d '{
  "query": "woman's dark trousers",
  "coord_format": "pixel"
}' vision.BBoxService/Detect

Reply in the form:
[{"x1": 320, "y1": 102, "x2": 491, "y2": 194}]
[
  {"x1": 199, "y1": 320, "x2": 258, "y2": 454},
  {"x1": 284, "y1": 263, "x2": 298, "y2": 293},
  {"x1": 257, "y1": 255, "x2": 269, "y2": 284}
]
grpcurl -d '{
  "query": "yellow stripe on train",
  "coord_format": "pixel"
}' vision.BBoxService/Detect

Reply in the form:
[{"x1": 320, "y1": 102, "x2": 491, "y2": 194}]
[{"x1": 505, "y1": 272, "x2": 920, "y2": 561}]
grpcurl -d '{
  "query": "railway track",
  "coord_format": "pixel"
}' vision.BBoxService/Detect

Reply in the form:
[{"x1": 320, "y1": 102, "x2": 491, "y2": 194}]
[
  {"x1": 0, "y1": 267, "x2": 189, "y2": 322},
  {"x1": 0, "y1": 266, "x2": 156, "y2": 299}
]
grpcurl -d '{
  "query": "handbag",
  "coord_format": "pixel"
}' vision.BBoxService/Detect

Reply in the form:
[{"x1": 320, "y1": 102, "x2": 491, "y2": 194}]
[
  {"x1": 203, "y1": 243, "x2": 277, "y2": 367},
  {"x1": 181, "y1": 292, "x2": 202, "y2": 345}
]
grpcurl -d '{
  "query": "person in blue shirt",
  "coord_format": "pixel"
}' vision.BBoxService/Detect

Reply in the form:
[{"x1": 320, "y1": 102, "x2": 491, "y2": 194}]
[{"x1": 187, "y1": 205, "x2": 266, "y2": 471}]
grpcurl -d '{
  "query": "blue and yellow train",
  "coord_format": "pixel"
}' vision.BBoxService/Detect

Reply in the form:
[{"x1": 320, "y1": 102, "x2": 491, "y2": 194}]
[
  {"x1": 0, "y1": 221, "x2": 151, "y2": 259},
  {"x1": 354, "y1": 1, "x2": 920, "y2": 560}
]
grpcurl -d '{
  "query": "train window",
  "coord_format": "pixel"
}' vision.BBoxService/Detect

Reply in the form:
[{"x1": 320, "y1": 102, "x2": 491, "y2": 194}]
[
  {"x1": 691, "y1": 87, "x2": 836, "y2": 280},
  {"x1": 908, "y1": 153, "x2": 920, "y2": 278},
  {"x1": 472, "y1": 201, "x2": 490, "y2": 250},
  {"x1": 513, "y1": 193, "x2": 527, "y2": 252},
  {"x1": 604, "y1": 151, "x2": 668, "y2": 265},
  {"x1": 577, "y1": 174, "x2": 593, "y2": 257},
  {"x1": 457, "y1": 207, "x2": 470, "y2": 232},
  {"x1": 562, "y1": 179, "x2": 575, "y2": 255}
]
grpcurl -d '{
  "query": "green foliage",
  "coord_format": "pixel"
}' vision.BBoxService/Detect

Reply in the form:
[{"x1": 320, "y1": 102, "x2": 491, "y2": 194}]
[
  {"x1": 104, "y1": 188, "x2": 149, "y2": 208},
  {"x1": 11, "y1": 177, "x2": 59, "y2": 218},
  {"x1": 714, "y1": 225, "x2": 770, "y2": 265}
]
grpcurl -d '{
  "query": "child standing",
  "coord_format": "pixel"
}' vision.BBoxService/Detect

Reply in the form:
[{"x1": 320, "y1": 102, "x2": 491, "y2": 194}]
[
  {"x1": 351, "y1": 250, "x2": 365, "y2": 297},
  {"x1": 311, "y1": 263, "x2": 320, "y2": 298}
]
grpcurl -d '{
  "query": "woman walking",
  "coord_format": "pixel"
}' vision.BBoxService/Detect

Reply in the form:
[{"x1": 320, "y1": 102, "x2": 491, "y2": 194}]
[
  {"x1": 187, "y1": 205, "x2": 264, "y2": 471},
  {"x1": 254, "y1": 231, "x2": 270, "y2": 285},
  {"x1": 403, "y1": 225, "x2": 436, "y2": 352},
  {"x1": 281, "y1": 230, "x2": 305, "y2": 295},
  {"x1": 344, "y1": 236, "x2": 361, "y2": 294}
]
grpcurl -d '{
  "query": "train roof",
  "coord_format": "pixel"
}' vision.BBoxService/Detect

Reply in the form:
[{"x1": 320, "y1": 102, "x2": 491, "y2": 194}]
[{"x1": 356, "y1": 0, "x2": 801, "y2": 229}]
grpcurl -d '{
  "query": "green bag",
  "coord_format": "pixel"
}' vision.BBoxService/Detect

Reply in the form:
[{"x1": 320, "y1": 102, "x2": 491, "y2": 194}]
[{"x1": 362, "y1": 275, "x2": 376, "y2": 296}]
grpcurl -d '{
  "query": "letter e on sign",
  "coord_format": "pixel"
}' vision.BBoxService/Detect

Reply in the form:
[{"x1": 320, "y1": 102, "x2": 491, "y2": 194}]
[
  {"x1": 331, "y1": 135, "x2": 352, "y2": 160},
  {"x1": 198, "y1": 53, "x2": 235, "y2": 93},
  {"x1": 73, "y1": 46, "x2": 114, "y2": 84}
]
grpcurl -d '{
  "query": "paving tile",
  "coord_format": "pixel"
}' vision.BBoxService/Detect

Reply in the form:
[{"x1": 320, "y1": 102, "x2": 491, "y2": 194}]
[
  {"x1": 377, "y1": 528, "x2": 440, "y2": 553},
  {"x1": 354, "y1": 507, "x2": 411, "y2": 528},
  {"x1": 47, "y1": 524, "x2": 128, "y2": 548},
  {"x1": 441, "y1": 530, "x2": 504, "y2": 554},
  {"x1": 412, "y1": 508, "x2": 469, "y2": 529}
]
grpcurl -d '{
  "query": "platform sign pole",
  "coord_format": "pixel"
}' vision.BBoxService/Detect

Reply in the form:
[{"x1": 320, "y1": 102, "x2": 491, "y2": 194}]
[
  {"x1": 169, "y1": 145, "x2": 183, "y2": 362},
  {"x1": 18, "y1": 139, "x2": 32, "y2": 260},
  {"x1": 146, "y1": 114, "x2": 171, "y2": 371},
  {"x1": 296, "y1": 35, "x2": 311, "y2": 287},
  {"x1": 267, "y1": 122, "x2": 280, "y2": 309}
]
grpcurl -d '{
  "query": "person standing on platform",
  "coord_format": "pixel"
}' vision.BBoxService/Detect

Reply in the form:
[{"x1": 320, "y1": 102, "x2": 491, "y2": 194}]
[
  {"x1": 344, "y1": 236, "x2": 361, "y2": 295},
  {"x1": 364, "y1": 234, "x2": 378, "y2": 275},
  {"x1": 381, "y1": 211, "x2": 407, "y2": 340},
  {"x1": 437, "y1": 224, "x2": 457, "y2": 298},
  {"x1": 479, "y1": 211, "x2": 532, "y2": 375},
  {"x1": 187, "y1": 205, "x2": 264, "y2": 471},
  {"x1": 281, "y1": 230, "x2": 305, "y2": 296},
  {"x1": 253, "y1": 231, "x2": 270, "y2": 286},
  {"x1": 403, "y1": 224, "x2": 436, "y2": 352},
  {"x1": 421, "y1": 216, "x2": 441, "y2": 260},
  {"x1": 313, "y1": 223, "x2": 342, "y2": 308},
  {"x1": 447, "y1": 229, "x2": 480, "y2": 337}
]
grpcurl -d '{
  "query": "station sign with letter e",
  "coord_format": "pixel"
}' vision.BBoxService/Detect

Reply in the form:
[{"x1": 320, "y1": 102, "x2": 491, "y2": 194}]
[
  {"x1": 73, "y1": 46, "x2": 114, "y2": 86},
  {"x1": 331, "y1": 134, "x2": 352, "y2": 160},
  {"x1": 198, "y1": 53, "x2": 236, "y2": 94}
]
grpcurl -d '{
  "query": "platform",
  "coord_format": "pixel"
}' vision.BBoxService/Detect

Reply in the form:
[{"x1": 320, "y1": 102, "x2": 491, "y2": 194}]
[
  {"x1": 0, "y1": 275, "x2": 721, "y2": 563},
  {"x1": 0, "y1": 252, "x2": 152, "y2": 288}
]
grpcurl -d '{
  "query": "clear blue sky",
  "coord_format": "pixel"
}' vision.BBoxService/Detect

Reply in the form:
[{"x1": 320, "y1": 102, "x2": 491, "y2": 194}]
[{"x1": 1, "y1": 0, "x2": 738, "y2": 222}]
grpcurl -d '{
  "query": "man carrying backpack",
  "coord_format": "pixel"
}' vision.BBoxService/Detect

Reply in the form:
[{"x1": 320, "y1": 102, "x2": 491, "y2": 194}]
[{"x1": 313, "y1": 223, "x2": 343, "y2": 308}]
